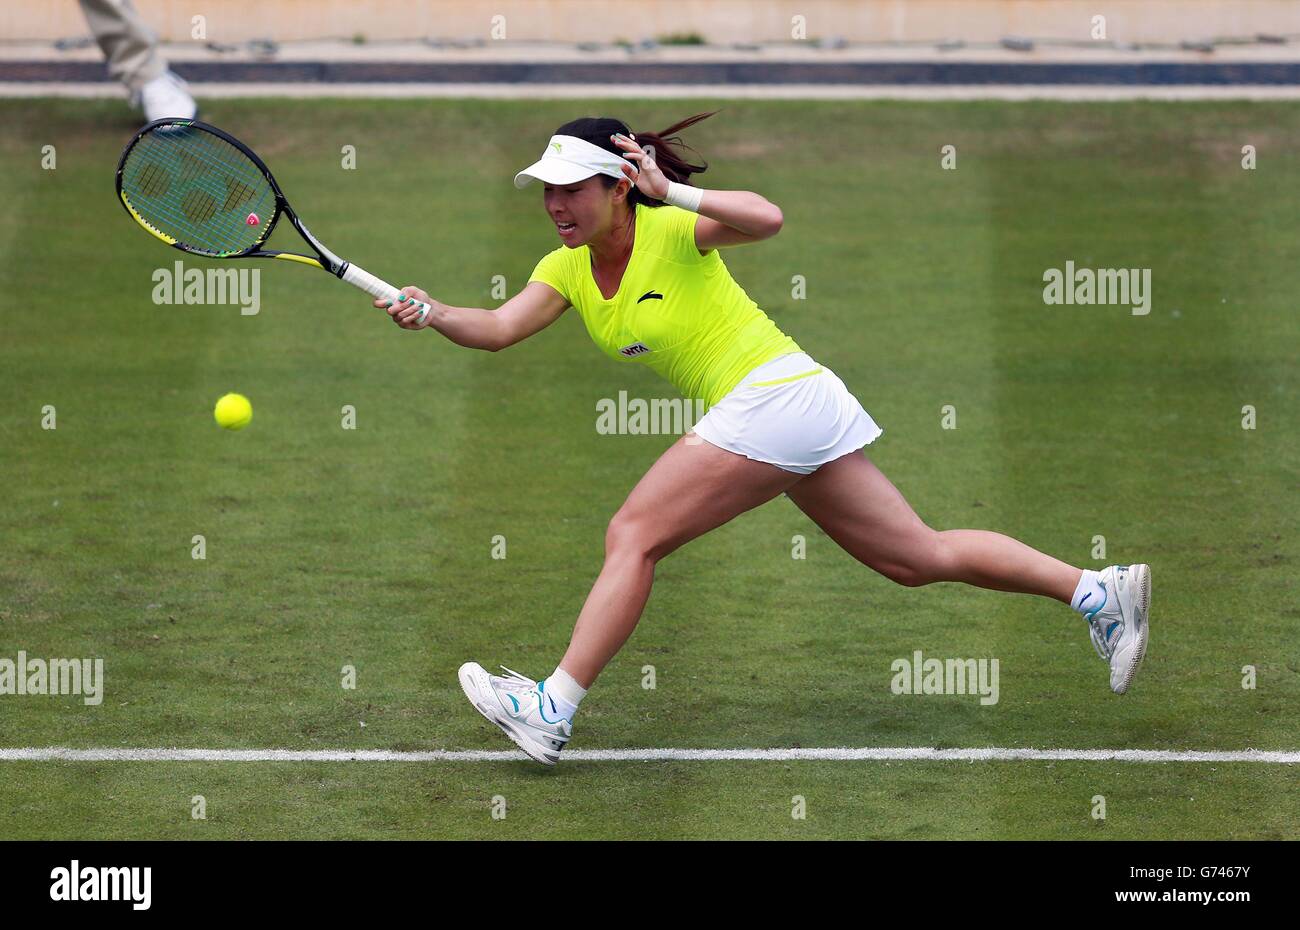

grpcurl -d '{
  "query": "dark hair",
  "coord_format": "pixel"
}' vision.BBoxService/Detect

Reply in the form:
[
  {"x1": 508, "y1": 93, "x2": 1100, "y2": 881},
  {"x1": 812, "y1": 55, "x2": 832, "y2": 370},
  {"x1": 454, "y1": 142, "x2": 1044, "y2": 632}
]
[{"x1": 553, "y1": 112, "x2": 716, "y2": 209}]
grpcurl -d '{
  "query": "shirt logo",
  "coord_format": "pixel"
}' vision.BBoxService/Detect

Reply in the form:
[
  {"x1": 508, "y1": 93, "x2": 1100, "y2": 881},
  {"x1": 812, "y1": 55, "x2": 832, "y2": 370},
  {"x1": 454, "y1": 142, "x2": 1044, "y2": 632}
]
[
  {"x1": 619, "y1": 341, "x2": 651, "y2": 357},
  {"x1": 637, "y1": 290, "x2": 664, "y2": 303}
]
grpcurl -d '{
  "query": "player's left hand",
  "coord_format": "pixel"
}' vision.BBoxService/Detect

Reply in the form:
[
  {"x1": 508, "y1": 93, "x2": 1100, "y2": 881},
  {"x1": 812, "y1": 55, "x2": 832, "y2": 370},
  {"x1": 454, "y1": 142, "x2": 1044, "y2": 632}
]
[{"x1": 612, "y1": 133, "x2": 670, "y2": 201}]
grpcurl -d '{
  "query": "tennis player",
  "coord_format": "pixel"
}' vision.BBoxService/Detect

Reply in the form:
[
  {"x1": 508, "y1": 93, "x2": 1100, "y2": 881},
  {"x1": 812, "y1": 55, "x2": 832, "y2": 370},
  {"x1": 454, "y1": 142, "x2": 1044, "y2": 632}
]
[{"x1": 377, "y1": 114, "x2": 1151, "y2": 765}]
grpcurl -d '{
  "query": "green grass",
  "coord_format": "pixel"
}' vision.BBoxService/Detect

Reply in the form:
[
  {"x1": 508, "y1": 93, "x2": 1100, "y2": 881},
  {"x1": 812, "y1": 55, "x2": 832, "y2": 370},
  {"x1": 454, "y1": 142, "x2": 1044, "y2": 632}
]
[{"x1": 0, "y1": 98, "x2": 1296, "y2": 840}]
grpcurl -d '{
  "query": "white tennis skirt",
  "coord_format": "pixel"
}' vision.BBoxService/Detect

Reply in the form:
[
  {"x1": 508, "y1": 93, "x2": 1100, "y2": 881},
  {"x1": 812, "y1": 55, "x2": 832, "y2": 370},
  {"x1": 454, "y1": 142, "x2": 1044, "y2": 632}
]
[{"x1": 691, "y1": 352, "x2": 883, "y2": 475}]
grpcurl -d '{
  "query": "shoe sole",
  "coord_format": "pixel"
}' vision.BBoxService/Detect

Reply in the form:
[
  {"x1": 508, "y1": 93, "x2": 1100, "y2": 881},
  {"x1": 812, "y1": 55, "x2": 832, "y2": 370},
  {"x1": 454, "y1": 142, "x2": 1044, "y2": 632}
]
[
  {"x1": 457, "y1": 664, "x2": 560, "y2": 766},
  {"x1": 1113, "y1": 564, "x2": 1150, "y2": 695}
]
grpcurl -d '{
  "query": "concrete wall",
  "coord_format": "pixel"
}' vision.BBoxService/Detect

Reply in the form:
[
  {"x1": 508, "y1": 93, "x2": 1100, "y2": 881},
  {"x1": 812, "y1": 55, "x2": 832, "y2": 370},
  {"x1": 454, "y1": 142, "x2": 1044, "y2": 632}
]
[{"x1": 5, "y1": 1, "x2": 1297, "y2": 45}]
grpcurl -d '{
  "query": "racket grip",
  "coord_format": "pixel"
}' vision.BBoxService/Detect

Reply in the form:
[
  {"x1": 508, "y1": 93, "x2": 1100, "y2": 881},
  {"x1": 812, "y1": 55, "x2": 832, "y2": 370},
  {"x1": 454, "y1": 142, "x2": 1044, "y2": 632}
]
[{"x1": 341, "y1": 262, "x2": 430, "y2": 324}]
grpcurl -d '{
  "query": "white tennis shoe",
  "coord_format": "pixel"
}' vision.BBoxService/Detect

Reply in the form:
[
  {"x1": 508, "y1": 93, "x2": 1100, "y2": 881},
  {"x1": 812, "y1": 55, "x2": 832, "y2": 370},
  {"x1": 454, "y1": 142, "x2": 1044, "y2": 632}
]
[
  {"x1": 458, "y1": 662, "x2": 572, "y2": 765},
  {"x1": 1083, "y1": 564, "x2": 1151, "y2": 695}
]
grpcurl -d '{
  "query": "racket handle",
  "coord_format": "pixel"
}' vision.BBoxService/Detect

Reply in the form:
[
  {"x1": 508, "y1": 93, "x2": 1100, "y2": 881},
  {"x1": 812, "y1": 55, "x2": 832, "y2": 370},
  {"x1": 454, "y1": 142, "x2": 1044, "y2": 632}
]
[{"x1": 341, "y1": 262, "x2": 430, "y2": 324}]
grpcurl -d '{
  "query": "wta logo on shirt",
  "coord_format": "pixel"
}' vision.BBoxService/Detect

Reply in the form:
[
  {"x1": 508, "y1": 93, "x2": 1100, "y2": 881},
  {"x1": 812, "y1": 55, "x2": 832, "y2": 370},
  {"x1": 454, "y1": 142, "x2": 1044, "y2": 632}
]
[{"x1": 619, "y1": 341, "x2": 651, "y2": 357}]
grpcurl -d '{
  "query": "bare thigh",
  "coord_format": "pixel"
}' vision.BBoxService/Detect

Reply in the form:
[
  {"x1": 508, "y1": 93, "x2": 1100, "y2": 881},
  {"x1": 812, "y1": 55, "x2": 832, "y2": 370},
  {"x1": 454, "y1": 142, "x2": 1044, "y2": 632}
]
[
  {"x1": 611, "y1": 432, "x2": 804, "y2": 560},
  {"x1": 783, "y1": 450, "x2": 938, "y2": 583}
]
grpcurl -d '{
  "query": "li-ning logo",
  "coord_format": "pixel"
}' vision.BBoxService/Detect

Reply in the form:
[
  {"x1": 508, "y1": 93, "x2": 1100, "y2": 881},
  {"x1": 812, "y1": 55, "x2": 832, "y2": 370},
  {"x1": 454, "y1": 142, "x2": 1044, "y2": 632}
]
[
  {"x1": 619, "y1": 341, "x2": 650, "y2": 357},
  {"x1": 50, "y1": 860, "x2": 152, "y2": 910},
  {"x1": 637, "y1": 290, "x2": 663, "y2": 303},
  {"x1": 550, "y1": 142, "x2": 562, "y2": 153}
]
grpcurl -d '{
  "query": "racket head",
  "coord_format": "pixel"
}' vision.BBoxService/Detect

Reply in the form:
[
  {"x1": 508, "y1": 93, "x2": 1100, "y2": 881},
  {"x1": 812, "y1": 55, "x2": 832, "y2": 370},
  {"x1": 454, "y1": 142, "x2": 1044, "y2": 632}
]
[{"x1": 115, "y1": 118, "x2": 284, "y2": 259}]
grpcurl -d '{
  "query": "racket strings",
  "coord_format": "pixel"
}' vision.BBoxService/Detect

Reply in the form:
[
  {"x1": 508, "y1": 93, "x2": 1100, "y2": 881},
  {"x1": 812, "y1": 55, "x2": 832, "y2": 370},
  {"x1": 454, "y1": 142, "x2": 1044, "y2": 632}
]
[
  {"x1": 138, "y1": 132, "x2": 268, "y2": 252},
  {"x1": 134, "y1": 130, "x2": 267, "y2": 245},
  {"x1": 125, "y1": 156, "x2": 259, "y2": 252},
  {"x1": 121, "y1": 126, "x2": 276, "y2": 256}
]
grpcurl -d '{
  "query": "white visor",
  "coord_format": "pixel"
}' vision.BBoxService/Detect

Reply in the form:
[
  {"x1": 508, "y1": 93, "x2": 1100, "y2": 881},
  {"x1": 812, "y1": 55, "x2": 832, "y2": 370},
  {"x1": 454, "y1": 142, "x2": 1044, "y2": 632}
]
[{"x1": 514, "y1": 134, "x2": 638, "y2": 189}]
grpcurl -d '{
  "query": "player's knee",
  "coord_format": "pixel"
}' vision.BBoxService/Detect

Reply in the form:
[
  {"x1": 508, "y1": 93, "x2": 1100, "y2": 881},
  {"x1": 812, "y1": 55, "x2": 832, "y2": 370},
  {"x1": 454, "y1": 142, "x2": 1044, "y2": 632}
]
[
  {"x1": 879, "y1": 561, "x2": 932, "y2": 588},
  {"x1": 876, "y1": 526, "x2": 947, "y2": 587},
  {"x1": 605, "y1": 510, "x2": 660, "y2": 563}
]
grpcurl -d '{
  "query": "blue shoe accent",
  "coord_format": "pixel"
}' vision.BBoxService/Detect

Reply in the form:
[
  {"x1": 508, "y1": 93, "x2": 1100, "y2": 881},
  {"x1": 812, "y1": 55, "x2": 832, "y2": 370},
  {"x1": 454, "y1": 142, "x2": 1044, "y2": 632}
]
[
  {"x1": 536, "y1": 689, "x2": 567, "y2": 725},
  {"x1": 1105, "y1": 620, "x2": 1120, "y2": 642},
  {"x1": 508, "y1": 694, "x2": 519, "y2": 712},
  {"x1": 534, "y1": 677, "x2": 570, "y2": 724},
  {"x1": 1083, "y1": 588, "x2": 1108, "y2": 622}
]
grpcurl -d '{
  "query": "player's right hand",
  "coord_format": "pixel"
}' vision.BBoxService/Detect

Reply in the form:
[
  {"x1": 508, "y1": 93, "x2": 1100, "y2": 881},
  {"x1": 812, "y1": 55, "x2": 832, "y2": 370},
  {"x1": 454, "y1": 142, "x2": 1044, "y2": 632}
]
[{"x1": 377, "y1": 286, "x2": 434, "y2": 329}]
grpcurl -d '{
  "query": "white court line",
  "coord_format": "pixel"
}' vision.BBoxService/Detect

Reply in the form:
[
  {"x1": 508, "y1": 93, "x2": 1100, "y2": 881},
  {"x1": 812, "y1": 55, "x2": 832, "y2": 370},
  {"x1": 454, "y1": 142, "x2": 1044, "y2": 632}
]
[
  {"x1": 1, "y1": 747, "x2": 1296, "y2": 763},
  {"x1": 7, "y1": 82, "x2": 1300, "y2": 101}
]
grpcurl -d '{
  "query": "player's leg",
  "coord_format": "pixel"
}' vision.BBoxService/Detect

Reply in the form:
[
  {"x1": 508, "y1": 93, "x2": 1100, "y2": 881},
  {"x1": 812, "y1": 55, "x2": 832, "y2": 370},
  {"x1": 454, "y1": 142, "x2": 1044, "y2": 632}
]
[
  {"x1": 558, "y1": 433, "x2": 803, "y2": 686},
  {"x1": 785, "y1": 450, "x2": 1149, "y2": 694},
  {"x1": 458, "y1": 432, "x2": 803, "y2": 763},
  {"x1": 784, "y1": 450, "x2": 1081, "y2": 600}
]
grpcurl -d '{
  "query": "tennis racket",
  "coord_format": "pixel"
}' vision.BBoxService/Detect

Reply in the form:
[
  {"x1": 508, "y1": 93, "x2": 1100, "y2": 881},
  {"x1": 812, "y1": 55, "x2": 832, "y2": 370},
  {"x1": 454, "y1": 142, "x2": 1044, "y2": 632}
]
[{"x1": 115, "y1": 118, "x2": 429, "y2": 321}]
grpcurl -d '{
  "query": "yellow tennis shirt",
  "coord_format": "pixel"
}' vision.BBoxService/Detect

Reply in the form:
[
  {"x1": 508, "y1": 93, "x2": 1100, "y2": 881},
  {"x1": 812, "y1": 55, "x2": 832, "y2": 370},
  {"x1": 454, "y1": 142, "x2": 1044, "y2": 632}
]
[{"x1": 527, "y1": 201, "x2": 800, "y2": 408}]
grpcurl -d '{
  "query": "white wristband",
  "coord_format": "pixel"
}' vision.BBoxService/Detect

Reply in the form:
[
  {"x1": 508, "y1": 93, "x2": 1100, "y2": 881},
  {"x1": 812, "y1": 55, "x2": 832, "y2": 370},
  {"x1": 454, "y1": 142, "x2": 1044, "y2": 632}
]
[{"x1": 663, "y1": 180, "x2": 704, "y2": 212}]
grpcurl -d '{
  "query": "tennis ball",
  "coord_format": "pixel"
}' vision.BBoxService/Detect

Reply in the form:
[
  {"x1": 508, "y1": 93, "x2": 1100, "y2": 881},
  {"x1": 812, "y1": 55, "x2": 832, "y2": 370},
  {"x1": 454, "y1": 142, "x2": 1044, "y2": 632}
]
[{"x1": 214, "y1": 392, "x2": 252, "y2": 430}]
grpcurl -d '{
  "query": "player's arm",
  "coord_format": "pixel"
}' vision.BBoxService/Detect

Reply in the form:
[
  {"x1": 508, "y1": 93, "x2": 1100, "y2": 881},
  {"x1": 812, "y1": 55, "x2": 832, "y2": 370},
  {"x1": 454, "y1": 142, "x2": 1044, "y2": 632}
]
[
  {"x1": 691, "y1": 191, "x2": 784, "y2": 253},
  {"x1": 376, "y1": 281, "x2": 568, "y2": 351},
  {"x1": 611, "y1": 135, "x2": 782, "y2": 253}
]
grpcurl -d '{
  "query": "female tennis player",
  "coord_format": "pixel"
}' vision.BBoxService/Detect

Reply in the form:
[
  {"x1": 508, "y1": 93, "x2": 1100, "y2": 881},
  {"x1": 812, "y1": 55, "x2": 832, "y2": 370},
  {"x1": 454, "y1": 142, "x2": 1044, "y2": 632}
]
[{"x1": 377, "y1": 114, "x2": 1150, "y2": 765}]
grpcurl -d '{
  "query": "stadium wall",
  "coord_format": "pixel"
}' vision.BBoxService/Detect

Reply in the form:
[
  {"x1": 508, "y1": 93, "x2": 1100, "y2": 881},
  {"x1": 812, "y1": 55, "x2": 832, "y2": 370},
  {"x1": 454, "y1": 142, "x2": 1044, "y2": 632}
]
[{"x1": 4, "y1": 1, "x2": 1299, "y2": 45}]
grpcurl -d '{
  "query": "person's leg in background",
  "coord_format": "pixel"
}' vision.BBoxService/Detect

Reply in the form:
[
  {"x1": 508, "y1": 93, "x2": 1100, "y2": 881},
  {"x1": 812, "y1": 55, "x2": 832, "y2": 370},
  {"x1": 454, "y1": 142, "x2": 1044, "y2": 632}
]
[{"x1": 78, "y1": 0, "x2": 196, "y2": 120}]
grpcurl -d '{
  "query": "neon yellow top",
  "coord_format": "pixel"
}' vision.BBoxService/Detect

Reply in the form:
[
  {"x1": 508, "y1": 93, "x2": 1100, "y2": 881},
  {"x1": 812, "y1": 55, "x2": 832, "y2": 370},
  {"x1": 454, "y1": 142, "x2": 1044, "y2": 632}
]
[{"x1": 527, "y1": 201, "x2": 801, "y2": 407}]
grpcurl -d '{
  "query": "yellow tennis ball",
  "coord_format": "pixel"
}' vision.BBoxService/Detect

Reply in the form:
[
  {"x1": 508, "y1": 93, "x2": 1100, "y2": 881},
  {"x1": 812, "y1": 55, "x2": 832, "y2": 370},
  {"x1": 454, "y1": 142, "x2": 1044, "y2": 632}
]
[{"x1": 214, "y1": 393, "x2": 253, "y2": 430}]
